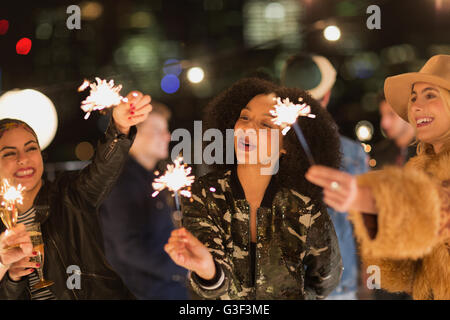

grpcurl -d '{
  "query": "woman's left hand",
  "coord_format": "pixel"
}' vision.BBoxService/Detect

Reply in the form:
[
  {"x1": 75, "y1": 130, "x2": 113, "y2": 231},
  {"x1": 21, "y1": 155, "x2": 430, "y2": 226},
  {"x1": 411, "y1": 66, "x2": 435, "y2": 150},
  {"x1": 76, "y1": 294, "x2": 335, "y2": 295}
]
[
  {"x1": 305, "y1": 165, "x2": 377, "y2": 213},
  {"x1": 112, "y1": 91, "x2": 152, "y2": 135}
]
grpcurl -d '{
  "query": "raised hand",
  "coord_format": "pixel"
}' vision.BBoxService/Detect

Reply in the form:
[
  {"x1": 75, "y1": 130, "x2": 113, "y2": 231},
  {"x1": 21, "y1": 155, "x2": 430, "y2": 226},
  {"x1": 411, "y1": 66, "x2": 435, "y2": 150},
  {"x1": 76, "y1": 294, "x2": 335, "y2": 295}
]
[
  {"x1": 305, "y1": 165, "x2": 377, "y2": 214},
  {"x1": 112, "y1": 91, "x2": 152, "y2": 135},
  {"x1": 164, "y1": 228, "x2": 216, "y2": 280}
]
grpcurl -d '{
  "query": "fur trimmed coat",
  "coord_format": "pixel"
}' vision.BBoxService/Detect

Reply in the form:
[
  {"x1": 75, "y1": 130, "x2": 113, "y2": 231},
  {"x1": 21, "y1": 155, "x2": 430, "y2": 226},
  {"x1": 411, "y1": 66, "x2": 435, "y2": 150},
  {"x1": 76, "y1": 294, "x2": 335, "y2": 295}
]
[{"x1": 349, "y1": 149, "x2": 450, "y2": 300}]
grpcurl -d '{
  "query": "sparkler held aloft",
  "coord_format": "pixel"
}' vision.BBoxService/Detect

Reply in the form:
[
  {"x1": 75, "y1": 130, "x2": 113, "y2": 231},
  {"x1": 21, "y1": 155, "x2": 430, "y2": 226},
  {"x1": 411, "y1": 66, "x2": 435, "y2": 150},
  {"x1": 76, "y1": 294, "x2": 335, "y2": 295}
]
[
  {"x1": 78, "y1": 77, "x2": 135, "y2": 120},
  {"x1": 270, "y1": 97, "x2": 316, "y2": 165}
]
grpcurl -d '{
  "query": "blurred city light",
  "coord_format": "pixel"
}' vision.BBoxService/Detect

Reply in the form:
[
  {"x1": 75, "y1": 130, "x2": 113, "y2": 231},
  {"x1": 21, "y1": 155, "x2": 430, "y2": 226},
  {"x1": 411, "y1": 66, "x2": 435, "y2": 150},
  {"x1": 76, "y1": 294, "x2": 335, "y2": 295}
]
[
  {"x1": 0, "y1": 20, "x2": 9, "y2": 35},
  {"x1": 324, "y1": 25, "x2": 341, "y2": 41},
  {"x1": 36, "y1": 23, "x2": 53, "y2": 40},
  {"x1": 16, "y1": 38, "x2": 32, "y2": 55},
  {"x1": 81, "y1": 1, "x2": 103, "y2": 20},
  {"x1": 243, "y1": 0, "x2": 302, "y2": 48},
  {"x1": 130, "y1": 11, "x2": 153, "y2": 29},
  {"x1": 75, "y1": 141, "x2": 94, "y2": 160},
  {"x1": 163, "y1": 59, "x2": 182, "y2": 76},
  {"x1": 0, "y1": 89, "x2": 58, "y2": 150},
  {"x1": 187, "y1": 67, "x2": 205, "y2": 83},
  {"x1": 161, "y1": 74, "x2": 180, "y2": 94},
  {"x1": 355, "y1": 121, "x2": 374, "y2": 141},
  {"x1": 265, "y1": 2, "x2": 286, "y2": 20},
  {"x1": 361, "y1": 143, "x2": 372, "y2": 153},
  {"x1": 381, "y1": 44, "x2": 416, "y2": 65}
]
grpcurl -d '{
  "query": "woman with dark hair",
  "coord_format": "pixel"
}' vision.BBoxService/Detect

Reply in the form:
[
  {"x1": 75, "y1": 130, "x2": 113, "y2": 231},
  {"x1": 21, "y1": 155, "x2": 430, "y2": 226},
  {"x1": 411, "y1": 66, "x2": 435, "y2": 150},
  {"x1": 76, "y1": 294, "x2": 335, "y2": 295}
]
[
  {"x1": 165, "y1": 78, "x2": 343, "y2": 299},
  {"x1": 0, "y1": 91, "x2": 152, "y2": 299}
]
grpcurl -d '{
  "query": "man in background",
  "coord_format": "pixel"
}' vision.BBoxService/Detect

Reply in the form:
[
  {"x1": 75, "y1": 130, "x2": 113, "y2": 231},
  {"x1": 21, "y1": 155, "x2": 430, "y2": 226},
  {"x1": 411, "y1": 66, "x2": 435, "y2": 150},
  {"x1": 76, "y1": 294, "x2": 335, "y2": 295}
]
[
  {"x1": 371, "y1": 93, "x2": 416, "y2": 169},
  {"x1": 281, "y1": 54, "x2": 369, "y2": 300},
  {"x1": 99, "y1": 102, "x2": 189, "y2": 300}
]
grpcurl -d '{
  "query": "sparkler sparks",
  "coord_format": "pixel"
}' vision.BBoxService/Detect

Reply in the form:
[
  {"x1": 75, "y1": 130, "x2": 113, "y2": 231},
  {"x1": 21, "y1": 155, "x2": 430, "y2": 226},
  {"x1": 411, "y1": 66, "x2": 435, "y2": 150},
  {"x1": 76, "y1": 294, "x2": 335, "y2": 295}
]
[
  {"x1": 78, "y1": 77, "x2": 128, "y2": 119},
  {"x1": 151, "y1": 157, "x2": 195, "y2": 200},
  {"x1": 270, "y1": 97, "x2": 316, "y2": 135},
  {"x1": 0, "y1": 179, "x2": 25, "y2": 211}
]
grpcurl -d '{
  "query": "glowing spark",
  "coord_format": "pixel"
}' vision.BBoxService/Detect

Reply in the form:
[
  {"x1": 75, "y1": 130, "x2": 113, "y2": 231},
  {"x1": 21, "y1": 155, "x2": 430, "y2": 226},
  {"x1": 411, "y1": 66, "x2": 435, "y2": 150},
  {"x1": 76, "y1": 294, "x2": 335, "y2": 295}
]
[
  {"x1": 78, "y1": 77, "x2": 126, "y2": 119},
  {"x1": 0, "y1": 179, "x2": 25, "y2": 211},
  {"x1": 152, "y1": 157, "x2": 195, "y2": 198},
  {"x1": 270, "y1": 97, "x2": 316, "y2": 135}
]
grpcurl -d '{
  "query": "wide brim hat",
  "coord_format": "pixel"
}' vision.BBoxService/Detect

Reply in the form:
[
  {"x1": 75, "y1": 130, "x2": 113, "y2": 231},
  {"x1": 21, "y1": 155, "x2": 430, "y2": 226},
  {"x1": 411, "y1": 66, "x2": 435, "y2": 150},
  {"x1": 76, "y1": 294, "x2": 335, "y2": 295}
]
[{"x1": 384, "y1": 54, "x2": 450, "y2": 121}]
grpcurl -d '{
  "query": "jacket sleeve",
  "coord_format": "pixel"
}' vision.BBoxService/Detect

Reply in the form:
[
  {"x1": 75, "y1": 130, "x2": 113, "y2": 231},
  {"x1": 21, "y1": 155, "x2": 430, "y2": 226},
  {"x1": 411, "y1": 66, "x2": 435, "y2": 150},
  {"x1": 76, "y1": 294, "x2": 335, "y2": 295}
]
[
  {"x1": 181, "y1": 179, "x2": 233, "y2": 299},
  {"x1": 303, "y1": 202, "x2": 343, "y2": 299},
  {"x1": 348, "y1": 166, "x2": 447, "y2": 295},
  {"x1": 67, "y1": 119, "x2": 136, "y2": 210},
  {"x1": 348, "y1": 167, "x2": 442, "y2": 261},
  {"x1": 0, "y1": 273, "x2": 30, "y2": 300}
]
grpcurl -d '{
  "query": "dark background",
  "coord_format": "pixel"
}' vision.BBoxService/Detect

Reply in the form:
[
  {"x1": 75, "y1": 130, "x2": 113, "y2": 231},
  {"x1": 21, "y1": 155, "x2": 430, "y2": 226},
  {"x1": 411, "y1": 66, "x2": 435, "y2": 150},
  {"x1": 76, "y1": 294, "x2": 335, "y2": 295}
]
[{"x1": 1, "y1": 0, "x2": 449, "y2": 167}]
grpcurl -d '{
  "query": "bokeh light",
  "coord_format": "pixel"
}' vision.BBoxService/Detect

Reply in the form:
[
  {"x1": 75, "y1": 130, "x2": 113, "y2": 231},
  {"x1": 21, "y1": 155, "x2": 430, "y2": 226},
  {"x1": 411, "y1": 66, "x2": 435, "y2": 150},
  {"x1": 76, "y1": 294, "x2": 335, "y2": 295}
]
[
  {"x1": 75, "y1": 142, "x2": 95, "y2": 160},
  {"x1": 16, "y1": 38, "x2": 32, "y2": 55},
  {"x1": 0, "y1": 89, "x2": 58, "y2": 150},
  {"x1": 187, "y1": 67, "x2": 205, "y2": 83},
  {"x1": 81, "y1": 1, "x2": 104, "y2": 20},
  {"x1": 130, "y1": 11, "x2": 153, "y2": 28},
  {"x1": 36, "y1": 23, "x2": 53, "y2": 40},
  {"x1": 265, "y1": 2, "x2": 286, "y2": 20},
  {"x1": 355, "y1": 121, "x2": 374, "y2": 141},
  {"x1": 161, "y1": 74, "x2": 180, "y2": 94},
  {"x1": 0, "y1": 20, "x2": 9, "y2": 35},
  {"x1": 163, "y1": 59, "x2": 182, "y2": 76},
  {"x1": 324, "y1": 25, "x2": 341, "y2": 41}
]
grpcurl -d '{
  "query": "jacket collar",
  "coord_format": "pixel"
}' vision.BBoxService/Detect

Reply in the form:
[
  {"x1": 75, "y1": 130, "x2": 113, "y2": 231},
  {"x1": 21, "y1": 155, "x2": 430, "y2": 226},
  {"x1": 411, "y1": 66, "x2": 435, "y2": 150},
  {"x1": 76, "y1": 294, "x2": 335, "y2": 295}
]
[
  {"x1": 229, "y1": 166, "x2": 279, "y2": 208},
  {"x1": 33, "y1": 179, "x2": 51, "y2": 224}
]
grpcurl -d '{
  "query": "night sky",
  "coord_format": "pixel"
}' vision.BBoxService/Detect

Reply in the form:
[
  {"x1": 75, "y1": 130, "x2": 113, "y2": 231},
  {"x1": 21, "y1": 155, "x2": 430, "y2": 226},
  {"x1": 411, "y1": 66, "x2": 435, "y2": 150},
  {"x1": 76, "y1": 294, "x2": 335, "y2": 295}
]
[{"x1": 1, "y1": 0, "x2": 449, "y2": 170}]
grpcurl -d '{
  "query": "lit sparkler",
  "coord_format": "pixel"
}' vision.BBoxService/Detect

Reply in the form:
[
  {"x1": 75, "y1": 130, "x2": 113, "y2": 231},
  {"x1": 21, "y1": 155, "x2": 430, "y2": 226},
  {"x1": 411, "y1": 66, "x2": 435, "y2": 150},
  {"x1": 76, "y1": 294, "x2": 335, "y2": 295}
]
[
  {"x1": 1, "y1": 179, "x2": 24, "y2": 212},
  {"x1": 0, "y1": 179, "x2": 25, "y2": 231},
  {"x1": 78, "y1": 77, "x2": 128, "y2": 120},
  {"x1": 270, "y1": 97, "x2": 316, "y2": 165},
  {"x1": 152, "y1": 157, "x2": 195, "y2": 212}
]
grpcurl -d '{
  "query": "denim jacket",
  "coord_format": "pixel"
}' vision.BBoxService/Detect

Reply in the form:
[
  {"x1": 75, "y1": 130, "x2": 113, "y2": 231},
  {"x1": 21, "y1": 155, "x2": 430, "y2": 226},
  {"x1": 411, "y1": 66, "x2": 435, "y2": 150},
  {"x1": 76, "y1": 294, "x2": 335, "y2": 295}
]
[{"x1": 327, "y1": 136, "x2": 368, "y2": 296}]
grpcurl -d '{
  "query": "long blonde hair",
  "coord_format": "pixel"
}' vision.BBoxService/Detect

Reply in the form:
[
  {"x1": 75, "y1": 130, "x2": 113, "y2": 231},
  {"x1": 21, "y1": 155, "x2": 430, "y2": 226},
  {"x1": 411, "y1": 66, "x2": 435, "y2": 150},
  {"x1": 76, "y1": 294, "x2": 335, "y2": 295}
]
[{"x1": 407, "y1": 86, "x2": 450, "y2": 155}]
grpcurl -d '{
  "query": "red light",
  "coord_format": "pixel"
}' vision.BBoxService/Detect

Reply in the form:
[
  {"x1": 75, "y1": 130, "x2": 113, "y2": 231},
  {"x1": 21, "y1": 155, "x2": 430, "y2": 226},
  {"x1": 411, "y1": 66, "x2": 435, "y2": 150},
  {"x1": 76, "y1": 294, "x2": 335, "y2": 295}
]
[
  {"x1": 0, "y1": 20, "x2": 9, "y2": 35},
  {"x1": 16, "y1": 37, "x2": 32, "y2": 55}
]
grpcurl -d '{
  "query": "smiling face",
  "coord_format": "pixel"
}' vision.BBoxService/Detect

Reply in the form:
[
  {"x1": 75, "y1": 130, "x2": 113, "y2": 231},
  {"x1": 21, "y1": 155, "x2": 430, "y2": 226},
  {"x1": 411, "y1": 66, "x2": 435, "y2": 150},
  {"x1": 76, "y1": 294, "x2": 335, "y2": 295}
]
[
  {"x1": 408, "y1": 82, "x2": 450, "y2": 152},
  {"x1": 234, "y1": 93, "x2": 286, "y2": 166},
  {"x1": 0, "y1": 127, "x2": 44, "y2": 194}
]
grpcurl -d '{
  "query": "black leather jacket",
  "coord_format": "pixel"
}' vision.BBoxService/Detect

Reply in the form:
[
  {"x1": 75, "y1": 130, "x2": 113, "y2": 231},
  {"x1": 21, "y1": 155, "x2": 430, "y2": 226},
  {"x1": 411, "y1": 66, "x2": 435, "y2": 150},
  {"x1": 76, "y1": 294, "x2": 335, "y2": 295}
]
[{"x1": 0, "y1": 121, "x2": 136, "y2": 299}]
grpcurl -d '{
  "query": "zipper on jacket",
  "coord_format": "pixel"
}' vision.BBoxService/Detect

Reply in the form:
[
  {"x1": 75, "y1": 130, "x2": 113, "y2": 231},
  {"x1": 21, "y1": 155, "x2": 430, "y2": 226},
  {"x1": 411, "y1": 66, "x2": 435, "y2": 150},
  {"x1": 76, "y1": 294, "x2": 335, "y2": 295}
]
[
  {"x1": 104, "y1": 138, "x2": 118, "y2": 160},
  {"x1": 81, "y1": 272, "x2": 115, "y2": 280},
  {"x1": 246, "y1": 202, "x2": 255, "y2": 289}
]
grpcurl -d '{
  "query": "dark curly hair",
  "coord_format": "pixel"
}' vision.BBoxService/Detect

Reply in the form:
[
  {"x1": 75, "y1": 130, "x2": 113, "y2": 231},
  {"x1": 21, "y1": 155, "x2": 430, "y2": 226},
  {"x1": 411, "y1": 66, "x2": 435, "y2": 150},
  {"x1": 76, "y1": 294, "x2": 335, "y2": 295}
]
[{"x1": 203, "y1": 77, "x2": 341, "y2": 200}]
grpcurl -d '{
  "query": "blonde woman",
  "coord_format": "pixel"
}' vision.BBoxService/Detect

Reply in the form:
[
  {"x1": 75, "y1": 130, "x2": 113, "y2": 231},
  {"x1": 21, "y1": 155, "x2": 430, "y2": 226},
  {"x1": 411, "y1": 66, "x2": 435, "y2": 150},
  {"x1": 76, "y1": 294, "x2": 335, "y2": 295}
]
[{"x1": 306, "y1": 55, "x2": 450, "y2": 300}]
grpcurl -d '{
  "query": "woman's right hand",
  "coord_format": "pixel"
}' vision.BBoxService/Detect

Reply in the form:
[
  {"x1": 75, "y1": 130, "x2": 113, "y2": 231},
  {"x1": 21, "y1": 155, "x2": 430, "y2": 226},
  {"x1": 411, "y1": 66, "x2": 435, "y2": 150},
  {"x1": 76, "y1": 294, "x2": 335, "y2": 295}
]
[
  {"x1": 164, "y1": 228, "x2": 216, "y2": 280},
  {"x1": 0, "y1": 224, "x2": 37, "y2": 281}
]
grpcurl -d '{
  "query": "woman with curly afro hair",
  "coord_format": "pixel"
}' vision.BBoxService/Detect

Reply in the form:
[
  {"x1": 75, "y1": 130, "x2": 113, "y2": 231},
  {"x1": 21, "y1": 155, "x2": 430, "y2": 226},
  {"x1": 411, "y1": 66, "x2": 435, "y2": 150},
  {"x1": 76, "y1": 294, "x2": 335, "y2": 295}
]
[{"x1": 165, "y1": 77, "x2": 343, "y2": 299}]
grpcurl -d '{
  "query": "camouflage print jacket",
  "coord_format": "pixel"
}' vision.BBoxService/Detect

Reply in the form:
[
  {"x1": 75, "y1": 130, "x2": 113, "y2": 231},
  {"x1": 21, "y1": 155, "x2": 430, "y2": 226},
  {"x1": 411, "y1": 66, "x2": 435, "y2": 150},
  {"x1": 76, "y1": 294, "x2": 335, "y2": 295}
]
[{"x1": 182, "y1": 168, "x2": 343, "y2": 300}]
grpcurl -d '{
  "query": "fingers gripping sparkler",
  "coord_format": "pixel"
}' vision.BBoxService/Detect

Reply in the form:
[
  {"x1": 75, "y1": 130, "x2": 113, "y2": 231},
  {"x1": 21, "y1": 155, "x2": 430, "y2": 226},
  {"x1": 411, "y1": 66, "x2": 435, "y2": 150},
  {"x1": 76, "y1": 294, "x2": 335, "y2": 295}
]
[
  {"x1": 78, "y1": 77, "x2": 129, "y2": 120},
  {"x1": 270, "y1": 97, "x2": 316, "y2": 165}
]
